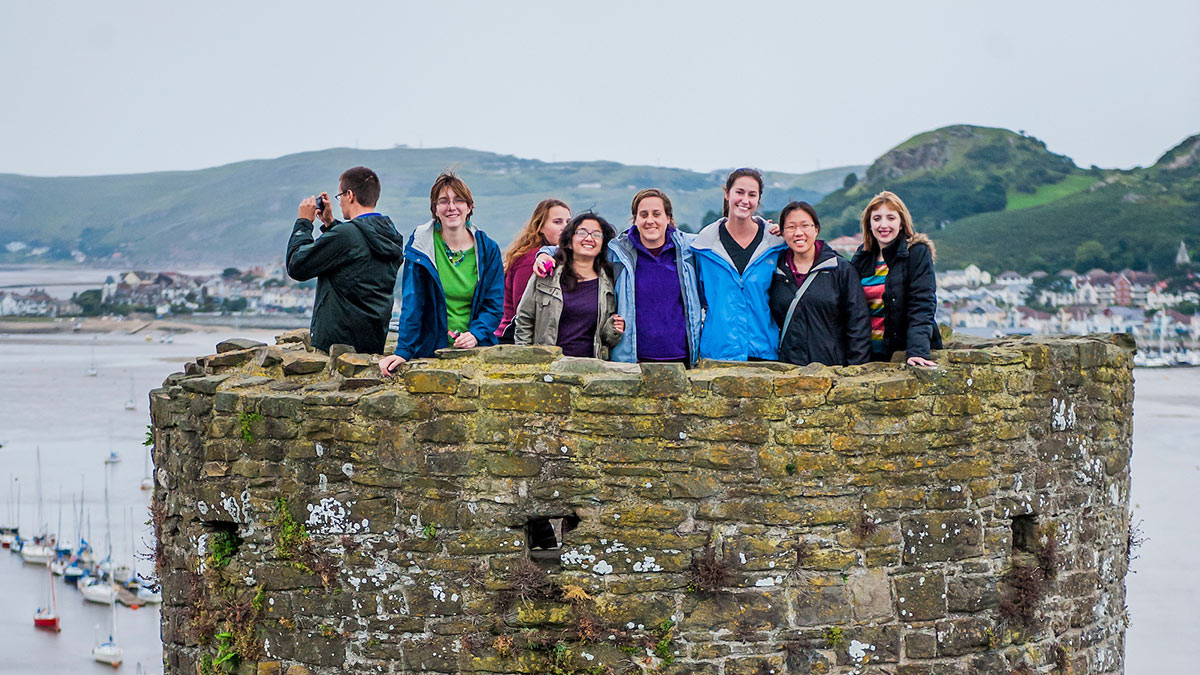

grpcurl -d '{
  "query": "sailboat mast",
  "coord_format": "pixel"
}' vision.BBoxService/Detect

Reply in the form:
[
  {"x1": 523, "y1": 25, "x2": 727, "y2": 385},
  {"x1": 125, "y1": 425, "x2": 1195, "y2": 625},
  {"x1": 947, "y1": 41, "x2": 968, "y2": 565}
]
[{"x1": 35, "y1": 448, "x2": 41, "y2": 538}]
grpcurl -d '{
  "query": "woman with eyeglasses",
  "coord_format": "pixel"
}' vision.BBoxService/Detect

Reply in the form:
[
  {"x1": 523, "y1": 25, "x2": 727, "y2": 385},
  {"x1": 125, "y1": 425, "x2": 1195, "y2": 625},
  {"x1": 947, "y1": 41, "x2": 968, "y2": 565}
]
[
  {"x1": 513, "y1": 213, "x2": 625, "y2": 358},
  {"x1": 691, "y1": 168, "x2": 788, "y2": 361},
  {"x1": 495, "y1": 199, "x2": 571, "y2": 342},
  {"x1": 534, "y1": 189, "x2": 702, "y2": 364},
  {"x1": 378, "y1": 172, "x2": 504, "y2": 375},
  {"x1": 768, "y1": 201, "x2": 870, "y2": 366}
]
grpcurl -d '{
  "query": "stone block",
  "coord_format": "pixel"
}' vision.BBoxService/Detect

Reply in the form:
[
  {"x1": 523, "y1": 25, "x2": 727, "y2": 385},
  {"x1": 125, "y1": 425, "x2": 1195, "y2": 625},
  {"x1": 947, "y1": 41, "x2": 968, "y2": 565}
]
[
  {"x1": 905, "y1": 630, "x2": 938, "y2": 659},
  {"x1": 639, "y1": 362, "x2": 689, "y2": 397},
  {"x1": 901, "y1": 511, "x2": 983, "y2": 564},
  {"x1": 581, "y1": 375, "x2": 642, "y2": 396},
  {"x1": 935, "y1": 617, "x2": 992, "y2": 656},
  {"x1": 947, "y1": 575, "x2": 998, "y2": 613},
  {"x1": 180, "y1": 374, "x2": 230, "y2": 395},
  {"x1": 281, "y1": 352, "x2": 327, "y2": 376},
  {"x1": 480, "y1": 381, "x2": 572, "y2": 413},
  {"x1": 415, "y1": 417, "x2": 469, "y2": 444},
  {"x1": 875, "y1": 375, "x2": 921, "y2": 400},
  {"x1": 710, "y1": 373, "x2": 774, "y2": 398},
  {"x1": 893, "y1": 572, "x2": 946, "y2": 621},
  {"x1": 356, "y1": 391, "x2": 428, "y2": 421},
  {"x1": 217, "y1": 337, "x2": 267, "y2": 353},
  {"x1": 479, "y1": 344, "x2": 561, "y2": 363},
  {"x1": 846, "y1": 568, "x2": 893, "y2": 621},
  {"x1": 403, "y1": 368, "x2": 462, "y2": 394}
]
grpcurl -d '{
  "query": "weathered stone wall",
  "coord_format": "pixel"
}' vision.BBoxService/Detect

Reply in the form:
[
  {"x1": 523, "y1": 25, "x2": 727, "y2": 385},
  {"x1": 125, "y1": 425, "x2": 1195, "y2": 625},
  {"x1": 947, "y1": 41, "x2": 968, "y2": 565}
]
[{"x1": 151, "y1": 332, "x2": 1135, "y2": 674}]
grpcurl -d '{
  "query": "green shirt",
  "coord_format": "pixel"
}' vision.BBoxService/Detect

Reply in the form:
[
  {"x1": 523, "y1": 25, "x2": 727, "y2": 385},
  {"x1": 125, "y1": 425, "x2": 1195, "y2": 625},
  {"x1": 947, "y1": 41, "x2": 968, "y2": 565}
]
[{"x1": 433, "y1": 228, "x2": 477, "y2": 342}]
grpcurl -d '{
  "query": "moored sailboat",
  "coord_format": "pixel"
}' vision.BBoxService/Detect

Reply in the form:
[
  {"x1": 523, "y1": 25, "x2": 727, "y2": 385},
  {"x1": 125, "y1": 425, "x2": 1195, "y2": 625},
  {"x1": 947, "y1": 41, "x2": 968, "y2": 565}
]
[
  {"x1": 91, "y1": 465, "x2": 123, "y2": 667},
  {"x1": 33, "y1": 564, "x2": 61, "y2": 632}
]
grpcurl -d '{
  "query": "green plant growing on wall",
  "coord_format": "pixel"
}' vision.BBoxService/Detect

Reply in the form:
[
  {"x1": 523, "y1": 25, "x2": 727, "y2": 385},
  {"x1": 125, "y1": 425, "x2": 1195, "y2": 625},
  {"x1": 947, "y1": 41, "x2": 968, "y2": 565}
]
[
  {"x1": 270, "y1": 497, "x2": 308, "y2": 558},
  {"x1": 144, "y1": 424, "x2": 155, "y2": 447},
  {"x1": 422, "y1": 522, "x2": 438, "y2": 540},
  {"x1": 238, "y1": 411, "x2": 262, "y2": 443},
  {"x1": 206, "y1": 530, "x2": 241, "y2": 569},
  {"x1": 198, "y1": 631, "x2": 239, "y2": 674},
  {"x1": 824, "y1": 625, "x2": 845, "y2": 649},
  {"x1": 652, "y1": 619, "x2": 676, "y2": 665}
]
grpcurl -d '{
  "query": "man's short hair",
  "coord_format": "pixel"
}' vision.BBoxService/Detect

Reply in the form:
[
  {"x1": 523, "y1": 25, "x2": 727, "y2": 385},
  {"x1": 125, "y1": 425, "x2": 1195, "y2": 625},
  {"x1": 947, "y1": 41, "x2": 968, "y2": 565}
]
[{"x1": 339, "y1": 166, "x2": 381, "y2": 208}]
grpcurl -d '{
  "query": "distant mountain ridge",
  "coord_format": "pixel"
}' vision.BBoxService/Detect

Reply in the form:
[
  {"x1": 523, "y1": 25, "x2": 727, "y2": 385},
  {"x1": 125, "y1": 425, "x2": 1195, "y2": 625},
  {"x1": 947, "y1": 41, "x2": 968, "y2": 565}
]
[
  {"x1": 0, "y1": 147, "x2": 860, "y2": 266},
  {"x1": 1, "y1": 127, "x2": 1195, "y2": 274}
]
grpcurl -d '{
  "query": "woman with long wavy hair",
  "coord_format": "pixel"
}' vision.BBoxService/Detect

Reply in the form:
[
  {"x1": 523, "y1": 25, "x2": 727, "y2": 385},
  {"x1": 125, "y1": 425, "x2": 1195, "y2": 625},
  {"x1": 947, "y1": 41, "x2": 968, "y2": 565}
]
[
  {"x1": 848, "y1": 191, "x2": 942, "y2": 367},
  {"x1": 495, "y1": 199, "x2": 571, "y2": 341}
]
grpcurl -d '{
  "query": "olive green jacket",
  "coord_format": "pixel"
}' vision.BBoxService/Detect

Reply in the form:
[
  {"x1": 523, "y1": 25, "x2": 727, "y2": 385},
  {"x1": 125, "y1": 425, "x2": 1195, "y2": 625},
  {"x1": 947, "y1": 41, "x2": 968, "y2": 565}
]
[{"x1": 513, "y1": 266, "x2": 623, "y2": 359}]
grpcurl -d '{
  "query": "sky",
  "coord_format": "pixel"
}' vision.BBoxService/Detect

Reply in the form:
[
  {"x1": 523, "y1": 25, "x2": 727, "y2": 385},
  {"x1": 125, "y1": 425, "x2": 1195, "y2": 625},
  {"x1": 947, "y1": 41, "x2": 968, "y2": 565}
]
[{"x1": 1, "y1": 0, "x2": 1197, "y2": 178}]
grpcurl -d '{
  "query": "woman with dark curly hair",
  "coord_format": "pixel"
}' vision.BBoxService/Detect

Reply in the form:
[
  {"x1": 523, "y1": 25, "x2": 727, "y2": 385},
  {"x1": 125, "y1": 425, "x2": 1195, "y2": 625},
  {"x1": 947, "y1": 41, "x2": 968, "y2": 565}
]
[{"x1": 514, "y1": 213, "x2": 625, "y2": 359}]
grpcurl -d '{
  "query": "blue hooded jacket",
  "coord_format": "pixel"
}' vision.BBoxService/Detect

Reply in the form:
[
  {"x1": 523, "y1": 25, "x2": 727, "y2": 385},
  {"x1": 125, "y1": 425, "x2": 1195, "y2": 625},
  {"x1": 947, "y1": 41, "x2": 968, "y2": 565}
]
[
  {"x1": 608, "y1": 226, "x2": 703, "y2": 365},
  {"x1": 691, "y1": 216, "x2": 788, "y2": 361},
  {"x1": 393, "y1": 221, "x2": 504, "y2": 360}
]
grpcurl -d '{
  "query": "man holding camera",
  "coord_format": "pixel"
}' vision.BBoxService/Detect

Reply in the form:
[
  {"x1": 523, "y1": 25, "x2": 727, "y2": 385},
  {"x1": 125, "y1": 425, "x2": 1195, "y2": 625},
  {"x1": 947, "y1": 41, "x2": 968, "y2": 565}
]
[{"x1": 286, "y1": 166, "x2": 404, "y2": 354}]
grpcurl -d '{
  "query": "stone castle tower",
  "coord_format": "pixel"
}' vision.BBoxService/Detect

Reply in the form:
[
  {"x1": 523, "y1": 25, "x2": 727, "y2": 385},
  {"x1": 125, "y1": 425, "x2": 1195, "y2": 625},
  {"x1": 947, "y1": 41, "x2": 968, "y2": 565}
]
[{"x1": 150, "y1": 332, "x2": 1135, "y2": 674}]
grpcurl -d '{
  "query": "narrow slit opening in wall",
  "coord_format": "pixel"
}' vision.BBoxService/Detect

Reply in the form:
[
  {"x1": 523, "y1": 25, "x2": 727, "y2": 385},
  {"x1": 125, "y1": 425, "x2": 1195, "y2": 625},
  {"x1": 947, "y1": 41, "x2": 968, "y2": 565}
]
[
  {"x1": 1011, "y1": 513, "x2": 1038, "y2": 554},
  {"x1": 525, "y1": 515, "x2": 580, "y2": 566}
]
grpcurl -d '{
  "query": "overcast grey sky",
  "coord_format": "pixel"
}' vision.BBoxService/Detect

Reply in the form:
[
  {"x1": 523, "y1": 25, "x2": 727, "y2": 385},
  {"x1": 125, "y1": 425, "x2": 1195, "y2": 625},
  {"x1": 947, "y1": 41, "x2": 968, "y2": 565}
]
[{"x1": 1, "y1": 0, "x2": 1197, "y2": 177}]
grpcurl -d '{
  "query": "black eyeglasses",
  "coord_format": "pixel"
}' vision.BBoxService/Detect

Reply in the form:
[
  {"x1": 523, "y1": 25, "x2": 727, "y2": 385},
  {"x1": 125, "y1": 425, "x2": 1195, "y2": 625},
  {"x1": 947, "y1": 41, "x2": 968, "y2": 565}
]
[{"x1": 335, "y1": 189, "x2": 351, "y2": 200}]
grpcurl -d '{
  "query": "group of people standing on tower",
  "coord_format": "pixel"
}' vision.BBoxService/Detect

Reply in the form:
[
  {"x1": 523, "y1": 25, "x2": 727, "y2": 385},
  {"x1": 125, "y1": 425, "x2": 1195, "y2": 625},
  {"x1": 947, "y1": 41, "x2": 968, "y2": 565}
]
[{"x1": 286, "y1": 166, "x2": 941, "y2": 376}]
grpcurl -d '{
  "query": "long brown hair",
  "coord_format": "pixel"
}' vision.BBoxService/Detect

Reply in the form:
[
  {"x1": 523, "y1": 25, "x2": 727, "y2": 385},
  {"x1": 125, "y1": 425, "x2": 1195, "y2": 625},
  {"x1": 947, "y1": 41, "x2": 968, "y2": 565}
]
[
  {"x1": 503, "y1": 198, "x2": 570, "y2": 269},
  {"x1": 722, "y1": 168, "x2": 764, "y2": 217},
  {"x1": 859, "y1": 191, "x2": 918, "y2": 255}
]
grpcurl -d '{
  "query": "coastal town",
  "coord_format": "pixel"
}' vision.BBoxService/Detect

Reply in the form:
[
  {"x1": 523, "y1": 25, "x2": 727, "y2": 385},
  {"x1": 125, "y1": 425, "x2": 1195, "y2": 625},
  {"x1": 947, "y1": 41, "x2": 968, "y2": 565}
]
[{"x1": 3, "y1": 240, "x2": 1198, "y2": 365}]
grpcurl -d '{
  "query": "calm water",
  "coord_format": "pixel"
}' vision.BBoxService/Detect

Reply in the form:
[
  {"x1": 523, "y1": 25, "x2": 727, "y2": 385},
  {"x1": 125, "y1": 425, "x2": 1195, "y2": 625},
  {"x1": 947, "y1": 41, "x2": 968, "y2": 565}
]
[
  {"x1": 0, "y1": 327, "x2": 1195, "y2": 673},
  {"x1": 0, "y1": 328, "x2": 277, "y2": 673}
]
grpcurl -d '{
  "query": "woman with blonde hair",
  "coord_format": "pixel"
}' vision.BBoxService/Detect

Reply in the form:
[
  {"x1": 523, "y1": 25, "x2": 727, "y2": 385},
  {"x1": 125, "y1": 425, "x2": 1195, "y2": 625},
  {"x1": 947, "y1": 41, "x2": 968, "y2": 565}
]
[
  {"x1": 495, "y1": 199, "x2": 571, "y2": 341},
  {"x1": 848, "y1": 191, "x2": 941, "y2": 367}
]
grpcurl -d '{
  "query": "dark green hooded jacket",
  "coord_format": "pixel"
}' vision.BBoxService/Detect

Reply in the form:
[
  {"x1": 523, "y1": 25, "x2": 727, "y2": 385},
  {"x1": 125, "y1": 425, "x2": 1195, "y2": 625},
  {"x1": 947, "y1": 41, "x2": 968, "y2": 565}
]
[{"x1": 286, "y1": 214, "x2": 404, "y2": 354}]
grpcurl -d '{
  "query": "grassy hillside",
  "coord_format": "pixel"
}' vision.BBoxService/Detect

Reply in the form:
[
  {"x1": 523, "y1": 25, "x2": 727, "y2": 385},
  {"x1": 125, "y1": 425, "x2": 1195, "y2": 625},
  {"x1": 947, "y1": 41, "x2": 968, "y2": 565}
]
[
  {"x1": 935, "y1": 134, "x2": 1200, "y2": 273},
  {"x1": 816, "y1": 125, "x2": 1080, "y2": 236},
  {"x1": 0, "y1": 148, "x2": 861, "y2": 266}
]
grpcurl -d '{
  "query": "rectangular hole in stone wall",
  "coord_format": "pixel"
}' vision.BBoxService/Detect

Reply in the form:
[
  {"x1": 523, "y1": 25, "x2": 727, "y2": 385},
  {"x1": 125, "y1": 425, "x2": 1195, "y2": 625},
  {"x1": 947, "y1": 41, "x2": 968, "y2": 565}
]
[
  {"x1": 1011, "y1": 513, "x2": 1038, "y2": 553},
  {"x1": 526, "y1": 514, "x2": 580, "y2": 568}
]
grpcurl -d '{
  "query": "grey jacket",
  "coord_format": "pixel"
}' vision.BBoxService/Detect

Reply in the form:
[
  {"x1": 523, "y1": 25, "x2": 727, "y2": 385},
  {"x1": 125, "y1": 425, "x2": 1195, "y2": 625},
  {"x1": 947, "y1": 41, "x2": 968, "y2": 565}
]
[{"x1": 513, "y1": 266, "x2": 623, "y2": 359}]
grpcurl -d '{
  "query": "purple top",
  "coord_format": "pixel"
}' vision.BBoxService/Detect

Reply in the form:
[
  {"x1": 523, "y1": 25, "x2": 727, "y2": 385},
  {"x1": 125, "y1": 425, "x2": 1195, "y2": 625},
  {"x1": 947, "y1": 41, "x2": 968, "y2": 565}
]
[
  {"x1": 558, "y1": 277, "x2": 599, "y2": 357},
  {"x1": 630, "y1": 227, "x2": 689, "y2": 362}
]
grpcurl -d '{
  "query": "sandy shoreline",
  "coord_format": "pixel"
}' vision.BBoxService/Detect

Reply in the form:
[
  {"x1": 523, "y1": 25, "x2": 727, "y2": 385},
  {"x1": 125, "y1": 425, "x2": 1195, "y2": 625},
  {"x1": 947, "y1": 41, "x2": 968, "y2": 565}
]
[{"x1": 0, "y1": 316, "x2": 238, "y2": 334}]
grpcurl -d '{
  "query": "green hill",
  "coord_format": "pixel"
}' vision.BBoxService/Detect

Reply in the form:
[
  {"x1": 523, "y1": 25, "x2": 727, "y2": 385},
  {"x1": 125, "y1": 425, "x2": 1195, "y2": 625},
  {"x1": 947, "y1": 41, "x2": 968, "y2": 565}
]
[
  {"x1": 933, "y1": 134, "x2": 1199, "y2": 273},
  {"x1": 0, "y1": 148, "x2": 860, "y2": 266},
  {"x1": 816, "y1": 125, "x2": 1081, "y2": 236}
]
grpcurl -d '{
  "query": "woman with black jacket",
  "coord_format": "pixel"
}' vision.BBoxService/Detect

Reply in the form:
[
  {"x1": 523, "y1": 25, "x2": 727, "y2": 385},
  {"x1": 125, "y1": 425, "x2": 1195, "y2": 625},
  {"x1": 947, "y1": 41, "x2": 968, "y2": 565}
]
[
  {"x1": 768, "y1": 201, "x2": 870, "y2": 366},
  {"x1": 849, "y1": 191, "x2": 942, "y2": 367}
]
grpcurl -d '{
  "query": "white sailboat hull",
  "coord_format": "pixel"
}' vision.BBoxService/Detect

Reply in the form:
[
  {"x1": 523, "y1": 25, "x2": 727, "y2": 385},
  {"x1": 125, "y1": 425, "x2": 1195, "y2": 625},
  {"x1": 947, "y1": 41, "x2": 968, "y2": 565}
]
[
  {"x1": 20, "y1": 544, "x2": 54, "y2": 565},
  {"x1": 79, "y1": 580, "x2": 119, "y2": 605},
  {"x1": 93, "y1": 642, "x2": 123, "y2": 667}
]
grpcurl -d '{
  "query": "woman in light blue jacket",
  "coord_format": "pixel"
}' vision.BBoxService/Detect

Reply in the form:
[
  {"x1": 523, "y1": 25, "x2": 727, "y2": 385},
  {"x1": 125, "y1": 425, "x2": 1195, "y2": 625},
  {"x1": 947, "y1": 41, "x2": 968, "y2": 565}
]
[
  {"x1": 691, "y1": 168, "x2": 787, "y2": 361},
  {"x1": 536, "y1": 189, "x2": 702, "y2": 364}
]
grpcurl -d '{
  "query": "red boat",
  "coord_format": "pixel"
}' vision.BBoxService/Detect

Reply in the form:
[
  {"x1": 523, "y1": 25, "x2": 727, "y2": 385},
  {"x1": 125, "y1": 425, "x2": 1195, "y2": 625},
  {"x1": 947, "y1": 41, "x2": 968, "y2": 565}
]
[
  {"x1": 33, "y1": 607, "x2": 60, "y2": 632},
  {"x1": 33, "y1": 560, "x2": 61, "y2": 632}
]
